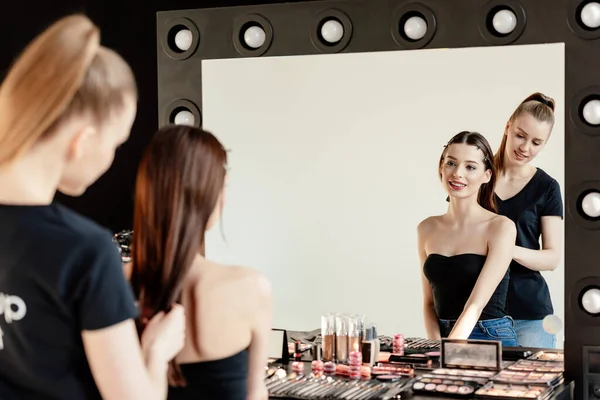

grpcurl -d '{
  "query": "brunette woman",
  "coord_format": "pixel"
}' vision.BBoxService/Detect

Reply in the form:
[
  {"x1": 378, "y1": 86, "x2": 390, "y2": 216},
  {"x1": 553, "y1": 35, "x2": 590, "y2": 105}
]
[
  {"x1": 129, "y1": 125, "x2": 273, "y2": 400},
  {"x1": 493, "y1": 93, "x2": 563, "y2": 348},
  {"x1": 0, "y1": 14, "x2": 185, "y2": 400},
  {"x1": 418, "y1": 131, "x2": 519, "y2": 346}
]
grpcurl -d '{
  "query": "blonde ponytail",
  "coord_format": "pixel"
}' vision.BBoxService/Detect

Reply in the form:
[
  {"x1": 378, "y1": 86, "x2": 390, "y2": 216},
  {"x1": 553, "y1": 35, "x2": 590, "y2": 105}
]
[{"x1": 0, "y1": 13, "x2": 137, "y2": 166}]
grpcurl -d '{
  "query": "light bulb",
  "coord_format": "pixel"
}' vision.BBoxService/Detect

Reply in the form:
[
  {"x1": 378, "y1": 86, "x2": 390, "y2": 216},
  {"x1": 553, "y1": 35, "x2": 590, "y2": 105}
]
[
  {"x1": 581, "y1": 287, "x2": 600, "y2": 314},
  {"x1": 583, "y1": 99, "x2": 600, "y2": 125},
  {"x1": 404, "y1": 16, "x2": 427, "y2": 40},
  {"x1": 581, "y1": 2, "x2": 600, "y2": 29},
  {"x1": 320, "y1": 19, "x2": 344, "y2": 44},
  {"x1": 243, "y1": 25, "x2": 266, "y2": 49},
  {"x1": 542, "y1": 314, "x2": 563, "y2": 334},
  {"x1": 581, "y1": 191, "x2": 600, "y2": 218},
  {"x1": 492, "y1": 9, "x2": 517, "y2": 35},
  {"x1": 174, "y1": 110, "x2": 195, "y2": 126},
  {"x1": 174, "y1": 29, "x2": 193, "y2": 51}
]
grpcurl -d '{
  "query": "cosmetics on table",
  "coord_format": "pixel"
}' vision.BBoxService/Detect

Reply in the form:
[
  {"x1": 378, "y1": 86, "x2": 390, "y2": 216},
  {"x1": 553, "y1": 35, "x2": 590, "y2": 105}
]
[
  {"x1": 361, "y1": 325, "x2": 380, "y2": 367},
  {"x1": 348, "y1": 316, "x2": 362, "y2": 354},
  {"x1": 507, "y1": 359, "x2": 564, "y2": 374},
  {"x1": 335, "y1": 314, "x2": 349, "y2": 364},
  {"x1": 528, "y1": 351, "x2": 564, "y2": 362},
  {"x1": 475, "y1": 382, "x2": 553, "y2": 399},
  {"x1": 411, "y1": 373, "x2": 488, "y2": 397},
  {"x1": 266, "y1": 374, "x2": 411, "y2": 400},
  {"x1": 321, "y1": 313, "x2": 336, "y2": 362}
]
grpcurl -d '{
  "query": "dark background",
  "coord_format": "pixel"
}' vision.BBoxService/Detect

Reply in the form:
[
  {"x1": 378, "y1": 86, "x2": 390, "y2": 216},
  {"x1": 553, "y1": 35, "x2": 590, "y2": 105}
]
[{"x1": 0, "y1": 0, "x2": 304, "y2": 233}]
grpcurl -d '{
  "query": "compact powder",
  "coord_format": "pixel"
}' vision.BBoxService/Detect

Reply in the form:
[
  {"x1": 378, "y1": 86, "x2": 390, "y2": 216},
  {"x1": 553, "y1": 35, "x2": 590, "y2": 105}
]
[
  {"x1": 453, "y1": 380, "x2": 464, "y2": 385},
  {"x1": 436, "y1": 384, "x2": 448, "y2": 392},
  {"x1": 458, "y1": 385, "x2": 474, "y2": 395},
  {"x1": 442, "y1": 379, "x2": 454, "y2": 384},
  {"x1": 447, "y1": 385, "x2": 459, "y2": 393},
  {"x1": 432, "y1": 378, "x2": 443, "y2": 384},
  {"x1": 413, "y1": 382, "x2": 426, "y2": 390},
  {"x1": 425, "y1": 383, "x2": 437, "y2": 391},
  {"x1": 421, "y1": 378, "x2": 432, "y2": 383}
]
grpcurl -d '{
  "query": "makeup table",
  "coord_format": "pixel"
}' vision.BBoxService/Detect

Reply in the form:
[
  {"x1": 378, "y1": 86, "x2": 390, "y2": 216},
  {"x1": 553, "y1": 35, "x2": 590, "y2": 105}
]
[{"x1": 266, "y1": 345, "x2": 573, "y2": 400}]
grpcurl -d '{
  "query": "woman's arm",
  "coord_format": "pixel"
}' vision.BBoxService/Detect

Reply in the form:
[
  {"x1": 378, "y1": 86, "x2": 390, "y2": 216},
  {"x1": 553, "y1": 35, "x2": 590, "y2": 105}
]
[
  {"x1": 513, "y1": 216, "x2": 562, "y2": 271},
  {"x1": 417, "y1": 219, "x2": 440, "y2": 340},
  {"x1": 247, "y1": 273, "x2": 273, "y2": 400},
  {"x1": 448, "y1": 217, "x2": 517, "y2": 340},
  {"x1": 82, "y1": 306, "x2": 185, "y2": 400}
]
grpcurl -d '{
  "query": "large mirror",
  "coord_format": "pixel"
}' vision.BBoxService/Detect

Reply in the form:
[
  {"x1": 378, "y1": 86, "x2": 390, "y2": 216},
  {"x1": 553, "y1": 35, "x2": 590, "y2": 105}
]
[{"x1": 202, "y1": 42, "x2": 565, "y2": 349}]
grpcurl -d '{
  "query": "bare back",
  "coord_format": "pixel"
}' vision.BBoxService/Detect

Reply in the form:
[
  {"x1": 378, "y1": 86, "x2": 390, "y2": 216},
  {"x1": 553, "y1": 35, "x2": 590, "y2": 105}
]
[{"x1": 176, "y1": 259, "x2": 263, "y2": 363}]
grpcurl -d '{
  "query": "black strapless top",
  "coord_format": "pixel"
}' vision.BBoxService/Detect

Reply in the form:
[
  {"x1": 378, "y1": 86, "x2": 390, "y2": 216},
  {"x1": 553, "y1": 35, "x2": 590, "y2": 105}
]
[
  {"x1": 168, "y1": 349, "x2": 249, "y2": 400},
  {"x1": 423, "y1": 253, "x2": 509, "y2": 320}
]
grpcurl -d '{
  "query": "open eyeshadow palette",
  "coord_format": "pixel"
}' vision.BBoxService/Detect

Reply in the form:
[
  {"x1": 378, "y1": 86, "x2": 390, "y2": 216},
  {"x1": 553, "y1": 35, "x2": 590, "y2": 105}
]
[
  {"x1": 411, "y1": 373, "x2": 490, "y2": 397},
  {"x1": 474, "y1": 382, "x2": 554, "y2": 400},
  {"x1": 265, "y1": 373, "x2": 410, "y2": 400},
  {"x1": 489, "y1": 357, "x2": 564, "y2": 387}
]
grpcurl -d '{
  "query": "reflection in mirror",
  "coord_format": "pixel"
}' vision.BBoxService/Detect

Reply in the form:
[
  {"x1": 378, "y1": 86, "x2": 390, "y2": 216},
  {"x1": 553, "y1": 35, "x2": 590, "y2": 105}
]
[{"x1": 202, "y1": 43, "x2": 565, "y2": 349}]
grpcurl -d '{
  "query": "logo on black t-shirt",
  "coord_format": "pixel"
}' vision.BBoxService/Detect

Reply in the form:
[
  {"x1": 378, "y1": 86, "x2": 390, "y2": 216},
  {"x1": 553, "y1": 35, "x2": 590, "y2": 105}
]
[{"x1": 0, "y1": 293, "x2": 27, "y2": 350}]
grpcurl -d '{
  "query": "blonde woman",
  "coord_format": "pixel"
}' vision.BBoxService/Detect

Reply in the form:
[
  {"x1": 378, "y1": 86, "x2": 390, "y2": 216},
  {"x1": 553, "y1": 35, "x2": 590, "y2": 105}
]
[{"x1": 0, "y1": 14, "x2": 185, "y2": 400}]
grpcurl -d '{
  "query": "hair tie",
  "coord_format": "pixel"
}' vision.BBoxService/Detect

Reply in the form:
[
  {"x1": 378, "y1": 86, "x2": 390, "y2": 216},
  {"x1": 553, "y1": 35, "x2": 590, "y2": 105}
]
[{"x1": 537, "y1": 96, "x2": 551, "y2": 108}]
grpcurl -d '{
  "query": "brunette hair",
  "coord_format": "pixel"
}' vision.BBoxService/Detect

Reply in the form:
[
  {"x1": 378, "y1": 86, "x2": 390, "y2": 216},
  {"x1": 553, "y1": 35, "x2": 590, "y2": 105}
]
[
  {"x1": 440, "y1": 131, "x2": 498, "y2": 213},
  {"x1": 493, "y1": 92, "x2": 555, "y2": 175},
  {"x1": 0, "y1": 14, "x2": 137, "y2": 166},
  {"x1": 130, "y1": 125, "x2": 228, "y2": 386}
]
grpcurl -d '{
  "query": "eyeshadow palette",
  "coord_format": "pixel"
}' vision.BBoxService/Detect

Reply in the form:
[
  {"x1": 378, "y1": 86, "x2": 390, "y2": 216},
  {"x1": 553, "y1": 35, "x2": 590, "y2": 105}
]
[
  {"x1": 507, "y1": 360, "x2": 564, "y2": 373},
  {"x1": 266, "y1": 374, "x2": 410, "y2": 399},
  {"x1": 527, "y1": 352, "x2": 564, "y2": 362},
  {"x1": 490, "y1": 370, "x2": 563, "y2": 386},
  {"x1": 432, "y1": 368, "x2": 496, "y2": 378},
  {"x1": 380, "y1": 337, "x2": 440, "y2": 353},
  {"x1": 411, "y1": 374, "x2": 488, "y2": 397},
  {"x1": 475, "y1": 382, "x2": 553, "y2": 400}
]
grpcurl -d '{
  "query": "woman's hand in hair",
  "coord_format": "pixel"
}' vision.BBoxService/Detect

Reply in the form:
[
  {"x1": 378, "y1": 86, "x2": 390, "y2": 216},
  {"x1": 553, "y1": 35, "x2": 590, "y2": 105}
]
[{"x1": 141, "y1": 304, "x2": 186, "y2": 366}]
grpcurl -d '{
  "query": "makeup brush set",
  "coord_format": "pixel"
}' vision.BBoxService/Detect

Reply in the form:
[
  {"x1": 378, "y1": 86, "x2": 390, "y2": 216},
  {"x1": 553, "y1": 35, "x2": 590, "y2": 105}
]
[{"x1": 265, "y1": 370, "x2": 410, "y2": 400}]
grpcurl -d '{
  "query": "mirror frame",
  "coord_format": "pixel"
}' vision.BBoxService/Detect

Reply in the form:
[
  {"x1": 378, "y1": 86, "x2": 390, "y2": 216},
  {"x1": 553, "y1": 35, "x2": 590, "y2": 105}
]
[{"x1": 156, "y1": 1, "x2": 600, "y2": 396}]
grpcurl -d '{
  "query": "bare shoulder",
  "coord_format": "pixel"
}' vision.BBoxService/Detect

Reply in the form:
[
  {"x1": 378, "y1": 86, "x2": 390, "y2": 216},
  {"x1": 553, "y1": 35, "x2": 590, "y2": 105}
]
[
  {"x1": 489, "y1": 215, "x2": 516, "y2": 238},
  {"x1": 224, "y1": 264, "x2": 273, "y2": 302},
  {"x1": 417, "y1": 215, "x2": 441, "y2": 236}
]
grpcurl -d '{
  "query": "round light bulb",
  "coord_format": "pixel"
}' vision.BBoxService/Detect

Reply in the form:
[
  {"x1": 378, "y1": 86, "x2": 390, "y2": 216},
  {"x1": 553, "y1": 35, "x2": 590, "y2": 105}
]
[
  {"x1": 581, "y1": 287, "x2": 600, "y2": 315},
  {"x1": 492, "y1": 9, "x2": 518, "y2": 35},
  {"x1": 404, "y1": 16, "x2": 428, "y2": 41},
  {"x1": 581, "y1": 2, "x2": 600, "y2": 29},
  {"x1": 320, "y1": 19, "x2": 344, "y2": 44},
  {"x1": 581, "y1": 191, "x2": 600, "y2": 218},
  {"x1": 174, "y1": 110, "x2": 195, "y2": 126},
  {"x1": 582, "y1": 99, "x2": 600, "y2": 125},
  {"x1": 542, "y1": 314, "x2": 563, "y2": 334},
  {"x1": 243, "y1": 25, "x2": 266, "y2": 49},
  {"x1": 174, "y1": 29, "x2": 193, "y2": 52}
]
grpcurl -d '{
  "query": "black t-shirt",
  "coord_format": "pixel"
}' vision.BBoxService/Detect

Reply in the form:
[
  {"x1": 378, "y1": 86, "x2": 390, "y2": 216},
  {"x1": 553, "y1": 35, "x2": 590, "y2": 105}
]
[
  {"x1": 496, "y1": 168, "x2": 563, "y2": 320},
  {"x1": 0, "y1": 203, "x2": 139, "y2": 399}
]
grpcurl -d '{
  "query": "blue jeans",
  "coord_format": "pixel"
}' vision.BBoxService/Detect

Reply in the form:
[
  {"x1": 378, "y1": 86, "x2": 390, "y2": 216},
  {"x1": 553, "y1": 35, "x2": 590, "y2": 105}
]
[
  {"x1": 513, "y1": 320, "x2": 556, "y2": 349},
  {"x1": 439, "y1": 316, "x2": 520, "y2": 347}
]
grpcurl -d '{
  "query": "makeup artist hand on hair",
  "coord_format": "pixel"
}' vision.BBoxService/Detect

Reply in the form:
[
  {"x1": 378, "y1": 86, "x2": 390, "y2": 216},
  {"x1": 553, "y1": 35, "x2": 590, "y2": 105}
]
[{"x1": 140, "y1": 304, "x2": 186, "y2": 363}]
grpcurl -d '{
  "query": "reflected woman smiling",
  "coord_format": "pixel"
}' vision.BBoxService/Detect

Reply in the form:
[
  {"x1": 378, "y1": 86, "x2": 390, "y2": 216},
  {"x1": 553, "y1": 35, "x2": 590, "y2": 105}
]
[{"x1": 418, "y1": 131, "x2": 519, "y2": 346}]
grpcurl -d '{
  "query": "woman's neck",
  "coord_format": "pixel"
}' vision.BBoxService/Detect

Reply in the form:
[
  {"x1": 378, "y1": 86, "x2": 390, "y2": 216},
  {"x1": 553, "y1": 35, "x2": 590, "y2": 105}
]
[
  {"x1": 446, "y1": 195, "x2": 483, "y2": 227},
  {"x1": 503, "y1": 163, "x2": 536, "y2": 180},
  {"x1": 0, "y1": 148, "x2": 61, "y2": 205}
]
